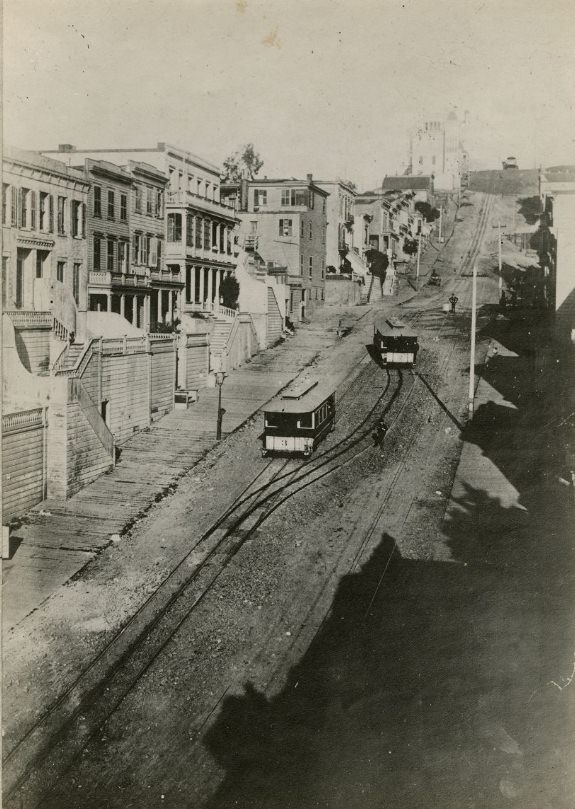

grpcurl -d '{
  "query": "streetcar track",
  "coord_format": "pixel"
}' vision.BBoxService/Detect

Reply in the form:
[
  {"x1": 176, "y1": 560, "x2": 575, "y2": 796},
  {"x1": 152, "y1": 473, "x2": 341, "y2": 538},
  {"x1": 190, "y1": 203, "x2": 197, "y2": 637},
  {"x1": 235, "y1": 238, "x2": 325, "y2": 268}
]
[
  {"x1": 3, "y1": 343, "x2": 393, "y2": 805},
  {"x1": 7, "y1": 189, "x2": 497, "y2": 808},
  {"x1": 259, "y1": 191, "x2": 497, "y2": 699},
  {"x1": 4, "y1": 346, "x2": 374, "y2": 764}
]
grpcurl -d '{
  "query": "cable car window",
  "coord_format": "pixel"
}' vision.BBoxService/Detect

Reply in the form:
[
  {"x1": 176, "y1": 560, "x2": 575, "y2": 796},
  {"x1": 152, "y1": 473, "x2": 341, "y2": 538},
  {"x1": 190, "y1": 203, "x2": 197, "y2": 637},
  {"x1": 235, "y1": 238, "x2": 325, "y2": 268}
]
[
  {"x1": 265, "y1": 413, "x2": 292, "y2": 429},
  {"x1": 297, "y1": 413, "x2": 313, "y2": 429}
]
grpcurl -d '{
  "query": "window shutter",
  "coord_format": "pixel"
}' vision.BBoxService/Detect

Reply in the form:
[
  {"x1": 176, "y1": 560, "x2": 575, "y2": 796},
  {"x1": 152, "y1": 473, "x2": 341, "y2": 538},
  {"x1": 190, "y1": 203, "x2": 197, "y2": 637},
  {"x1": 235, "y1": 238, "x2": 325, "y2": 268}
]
[
  {"x1": 31, "y1": 191, "x2": 37, "y2": 229},
  {"x1": 48, "y1": 195, "x2": 54, "y2": 232},
  {"x1": 11, "y1": 189, "x2": 17, "y2": 226},
  {"x1": 17, "y1": 188, "x2": 23, "y2": 227},
  {"x1": 149, "y1": 237, "x2": 157, "y2": 268}
]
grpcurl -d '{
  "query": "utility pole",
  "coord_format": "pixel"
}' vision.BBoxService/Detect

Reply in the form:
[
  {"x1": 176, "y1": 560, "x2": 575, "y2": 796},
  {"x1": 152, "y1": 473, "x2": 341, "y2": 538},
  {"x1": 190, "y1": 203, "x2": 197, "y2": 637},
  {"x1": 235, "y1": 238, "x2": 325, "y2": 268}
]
[
  {"x1": 468, "y1": 262, "x2": 477, "y2": 417},
  {"x1": 498, "y1": 221, "x2": 503, "y2": 293},
  {"x1": 438, "y1": 206, "x2": 443, "y2": 243},
  {"x1": 493, "y1": 222, "x2": 507, "y2": 293},
  {"x1": 416, "y1": 232, "x2": 422, "y2": 279}
]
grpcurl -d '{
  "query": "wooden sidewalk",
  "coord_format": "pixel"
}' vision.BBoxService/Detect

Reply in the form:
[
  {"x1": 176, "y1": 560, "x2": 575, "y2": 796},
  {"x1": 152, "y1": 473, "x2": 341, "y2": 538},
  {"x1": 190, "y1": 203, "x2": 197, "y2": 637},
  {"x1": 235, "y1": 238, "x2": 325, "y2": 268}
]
[{"x1": 2, "y1": 330, "x2": 332, "y2": 628}]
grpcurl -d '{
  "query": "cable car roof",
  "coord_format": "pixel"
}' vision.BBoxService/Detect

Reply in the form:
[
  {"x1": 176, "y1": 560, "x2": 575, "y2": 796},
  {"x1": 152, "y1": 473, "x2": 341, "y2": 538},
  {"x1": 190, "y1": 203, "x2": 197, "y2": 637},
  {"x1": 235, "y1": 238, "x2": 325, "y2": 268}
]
[
  {"x1": 264, "y1": 378, "x2": 335, "y2": 413},
  {"x1": 374, "y1": 316, "x2": 418, "y2": 338}
]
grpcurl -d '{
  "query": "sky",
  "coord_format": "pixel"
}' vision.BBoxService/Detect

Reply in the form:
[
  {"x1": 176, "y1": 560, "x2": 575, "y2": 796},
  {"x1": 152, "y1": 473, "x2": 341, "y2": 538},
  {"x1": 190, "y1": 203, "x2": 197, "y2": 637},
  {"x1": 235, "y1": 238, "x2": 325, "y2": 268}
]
[{"x1": 3, "y1": 0, "x2": 575, "y2": 190}]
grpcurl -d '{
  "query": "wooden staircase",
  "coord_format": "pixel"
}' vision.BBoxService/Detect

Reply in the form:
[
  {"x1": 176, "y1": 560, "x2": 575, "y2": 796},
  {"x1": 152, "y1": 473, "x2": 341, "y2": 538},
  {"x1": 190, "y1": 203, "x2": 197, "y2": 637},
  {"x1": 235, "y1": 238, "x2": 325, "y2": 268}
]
[
  {"x1": 55, "y1": 342, "x2": 86, "y2": 372},
  {"x1": 209, "y1": 317, "x2": 235, "y2": 370},
  {"x1": 369, "y1": 276, "x2": 385, "y2": 303}
]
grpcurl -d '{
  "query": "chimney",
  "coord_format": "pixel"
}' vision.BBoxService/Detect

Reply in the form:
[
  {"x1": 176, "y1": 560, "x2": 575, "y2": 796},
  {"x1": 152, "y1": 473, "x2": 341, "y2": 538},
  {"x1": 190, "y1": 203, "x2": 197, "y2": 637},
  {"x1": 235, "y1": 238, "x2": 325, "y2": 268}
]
[
  {"x1": 58, "y1": 144, "x2": 76, "y2": 152},
  {"x1": 307, "y1": 173, "x2": 313, "y2": 184},
  {"x1": 240, "y1": 178, "x2": 249, "y2": 212}
]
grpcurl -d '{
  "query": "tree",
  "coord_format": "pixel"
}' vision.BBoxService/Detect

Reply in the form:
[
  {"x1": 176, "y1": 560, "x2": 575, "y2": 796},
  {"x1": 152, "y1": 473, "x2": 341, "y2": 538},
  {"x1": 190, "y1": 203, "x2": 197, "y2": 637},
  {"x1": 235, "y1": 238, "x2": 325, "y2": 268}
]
[
  {"x1": 222, "y1": 144, "x2": 264, "y2": 182},
  {"x1": 403, "y1": 238, "x2": 419, "y2": 255},
  {"x1": 415, "y1": 201, "x2": 440, "y2": 222},
  {"x1": 220, "y1": 275, "x2": 240, "y2": 309}
]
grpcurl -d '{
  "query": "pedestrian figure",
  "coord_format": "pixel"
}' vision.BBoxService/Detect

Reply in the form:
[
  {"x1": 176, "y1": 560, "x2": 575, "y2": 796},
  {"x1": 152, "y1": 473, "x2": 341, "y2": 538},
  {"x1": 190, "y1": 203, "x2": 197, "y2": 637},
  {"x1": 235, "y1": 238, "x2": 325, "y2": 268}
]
[
  {"x1": 372, "y1": 420, "x2": 388, "y2": 447},
  {"x1": 500, "y1": 290, "x2": 507, "y2": 310},
  {"x1": 68, "y1": 330, "x2": 75, "y2": 345},
  {"x1": 449, "y1": 294, "x2": 458, "y2": 313}
]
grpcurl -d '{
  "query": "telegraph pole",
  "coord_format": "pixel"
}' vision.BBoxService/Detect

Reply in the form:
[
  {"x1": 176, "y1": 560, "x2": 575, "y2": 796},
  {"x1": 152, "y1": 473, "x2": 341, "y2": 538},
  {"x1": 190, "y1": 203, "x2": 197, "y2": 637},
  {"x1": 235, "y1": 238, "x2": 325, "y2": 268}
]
[
  {"x1": 438, "y1": 206, "x2": 443, "y2": 243},
  {"x1": 493, "y1": 222, "x2": 507, "y2": 293},
  {"x1": 468, "y1": 262, "x2": 477, "y2": 416},
  {"x1": 416, "y1": 233, "x2": 422, "y2": 279},
  {"x1": 498, "y1": 222, "x2": 502, "y2": 293}
]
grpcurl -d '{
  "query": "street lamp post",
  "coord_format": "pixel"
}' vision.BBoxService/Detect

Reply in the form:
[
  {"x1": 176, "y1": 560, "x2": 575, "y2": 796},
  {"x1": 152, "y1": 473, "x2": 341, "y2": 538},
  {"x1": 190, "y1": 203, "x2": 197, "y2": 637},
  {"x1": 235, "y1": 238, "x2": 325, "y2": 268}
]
[{"x1": 215, "y1": 370, "x2": 226, "y2": 440}]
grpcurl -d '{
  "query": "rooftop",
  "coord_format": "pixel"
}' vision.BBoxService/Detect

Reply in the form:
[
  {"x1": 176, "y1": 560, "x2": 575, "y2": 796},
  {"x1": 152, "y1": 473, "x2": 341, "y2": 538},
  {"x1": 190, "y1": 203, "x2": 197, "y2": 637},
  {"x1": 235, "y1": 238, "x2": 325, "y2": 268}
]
[
  {"x1": 41, "y1": 142, "x2": 221, "y2": 176},
  {"x1": 374, "y1": 316, "x2": 418, "y2": 338},
  {"x1": 3, "y1": 146, "x2": 90, "y2": 185},
  {"x1": 264, "y1": 378, "x2": 335, "y2": 413},
  {"x1": 246, "y1": 178, "x2": 329, "y2": 196},
  {"x1": 382, "y1": 175, "x2": 433, "y2": 191}
]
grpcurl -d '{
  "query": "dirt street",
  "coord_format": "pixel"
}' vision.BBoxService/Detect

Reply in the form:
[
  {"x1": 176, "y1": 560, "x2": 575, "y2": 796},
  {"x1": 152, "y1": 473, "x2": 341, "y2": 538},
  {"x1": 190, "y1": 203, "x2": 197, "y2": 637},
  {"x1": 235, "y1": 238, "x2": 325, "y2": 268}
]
[{"x1": 4, "y1": 192, "x2": 574, "y2": 809}]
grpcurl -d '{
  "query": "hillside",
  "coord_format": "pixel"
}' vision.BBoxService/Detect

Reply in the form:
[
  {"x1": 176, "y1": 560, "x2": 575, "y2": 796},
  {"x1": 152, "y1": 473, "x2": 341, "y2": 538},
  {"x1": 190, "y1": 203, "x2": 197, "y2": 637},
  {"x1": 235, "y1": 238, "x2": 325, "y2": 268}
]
[{"x1": 468, "y1": 169, "x2": 539, "y2": 196}]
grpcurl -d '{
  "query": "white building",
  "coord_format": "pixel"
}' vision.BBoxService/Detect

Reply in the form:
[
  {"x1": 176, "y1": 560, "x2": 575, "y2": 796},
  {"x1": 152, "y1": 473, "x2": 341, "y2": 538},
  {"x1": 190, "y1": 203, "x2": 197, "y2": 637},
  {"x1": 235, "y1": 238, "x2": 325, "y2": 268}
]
[
  {"x1": 540, "y1": 167, "x2": 575, "y2": 341},
  {"x1": 314, "y1": 180, "x2": 356, "y2": 271},
  {"x1": 410, "y1": 111, "x2": 466, "y2": 192}
]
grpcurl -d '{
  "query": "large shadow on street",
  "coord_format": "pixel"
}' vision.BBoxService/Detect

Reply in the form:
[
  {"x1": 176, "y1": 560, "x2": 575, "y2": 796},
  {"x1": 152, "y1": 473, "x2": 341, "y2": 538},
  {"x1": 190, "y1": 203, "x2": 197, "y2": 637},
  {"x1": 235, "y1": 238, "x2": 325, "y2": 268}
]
[
  {"x1": 203, "y1": 512, "x2": 574, "y2": 808},
  {"x1": 202, "y1": 307, "x2": 575, "y2": 809}
]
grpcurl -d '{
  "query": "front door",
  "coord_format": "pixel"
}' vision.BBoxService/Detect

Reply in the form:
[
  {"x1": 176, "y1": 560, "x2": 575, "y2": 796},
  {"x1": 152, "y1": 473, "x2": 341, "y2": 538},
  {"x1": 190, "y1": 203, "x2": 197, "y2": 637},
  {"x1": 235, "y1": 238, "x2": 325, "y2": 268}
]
[{"x1": 16, "y1": 254, "x2": 24, "y2": 308}]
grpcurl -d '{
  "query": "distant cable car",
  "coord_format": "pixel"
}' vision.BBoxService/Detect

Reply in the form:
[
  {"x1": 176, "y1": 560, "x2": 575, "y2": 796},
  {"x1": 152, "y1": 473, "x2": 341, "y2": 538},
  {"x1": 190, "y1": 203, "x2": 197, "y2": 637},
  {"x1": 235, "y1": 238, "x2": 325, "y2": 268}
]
[
  {"x1": 373, "y1": 317, "x2": 419, "y2": 368},
  {"x1": 503, "y1": 156, "x2": 518, "y2": 169},
  {"x1": 261, "y1": 380, "x2": 335, "y2": 457}
]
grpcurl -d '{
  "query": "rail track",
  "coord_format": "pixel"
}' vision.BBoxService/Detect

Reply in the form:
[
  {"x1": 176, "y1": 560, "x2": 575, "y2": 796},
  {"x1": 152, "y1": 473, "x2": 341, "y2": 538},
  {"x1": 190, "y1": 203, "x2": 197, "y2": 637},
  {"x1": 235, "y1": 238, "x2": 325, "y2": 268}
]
[
  {"x1": 6, "y1": 189, "x2": 498, "y2": 809},
  {"x1": 249, "y1": 188, "x2": 498, "y2": 711},
  {"x1": 4, "y1": 350, "x2": 406, "y2": 808}
]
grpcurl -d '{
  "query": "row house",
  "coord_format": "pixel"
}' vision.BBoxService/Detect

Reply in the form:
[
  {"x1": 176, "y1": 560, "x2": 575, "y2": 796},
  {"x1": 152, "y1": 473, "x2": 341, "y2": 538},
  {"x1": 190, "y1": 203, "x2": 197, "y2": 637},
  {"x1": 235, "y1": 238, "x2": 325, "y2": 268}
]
[
  {"x1": 353, "y1": 187, "x2": 427, "y2": 259},
  {"x1": 160, "y1": 144, "x2": 238, "y2": 316},
  {"x1": 131, "y1": 161, "x2": 174, "y2": 329},
  {"x1": 2, "y1": 147, "x2": 89, "y2": 336},
  {"x1": 381, "y1": 175, "x2": 434, "y2": 205},
  {"x1": 315, "y1": 180, "x2": 356, "y2": 271},
  {"x1": 46, "y1": 143, "x2": 239, "y2": 320},
  {"x1": 222, "y1": 175, "x2": 329, "y2": 322},
  {"x1": 42, "y1": 146, "x2": 180, "y2": 331}
]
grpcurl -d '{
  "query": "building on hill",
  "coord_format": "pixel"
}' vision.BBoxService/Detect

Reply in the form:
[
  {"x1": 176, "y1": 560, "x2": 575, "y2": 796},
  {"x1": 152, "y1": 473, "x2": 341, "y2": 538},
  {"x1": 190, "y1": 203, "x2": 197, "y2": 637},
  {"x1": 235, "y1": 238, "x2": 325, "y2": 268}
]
[
  {"x1": 2, "y1": 146, "x2": 89, "y2": 339},
  {"x1": 41, "y1": 143, "x2": 238, "y2": 321},
  {"x1": 353, "y1": 188, "x2": 426, "y2": 261},
  {"x1": 221, "y1": 175, "x2": 328, "y2": 323},
  {"x1": 409, "y1": 111, "x2": 466, "y2": 192},
  {"x1": 314, "y1": 180, "x2": 356, "y2": 272},
  {"x1": 540, "y1": 167, "x2": 575, "y2": 342},
  {"x1": 382, "y1": 175, "x2": 434, "y2": 203}
]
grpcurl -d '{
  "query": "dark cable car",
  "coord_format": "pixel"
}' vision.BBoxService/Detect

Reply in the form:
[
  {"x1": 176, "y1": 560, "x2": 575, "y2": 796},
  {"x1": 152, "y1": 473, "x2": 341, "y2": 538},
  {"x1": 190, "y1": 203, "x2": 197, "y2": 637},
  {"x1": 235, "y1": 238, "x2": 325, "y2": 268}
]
[
  {"x1": 262, "y1": 379, "x2": 335, "y2": 457},
  {"x1": 373, "y1": 317, "x2": 419, "y2": 367}
]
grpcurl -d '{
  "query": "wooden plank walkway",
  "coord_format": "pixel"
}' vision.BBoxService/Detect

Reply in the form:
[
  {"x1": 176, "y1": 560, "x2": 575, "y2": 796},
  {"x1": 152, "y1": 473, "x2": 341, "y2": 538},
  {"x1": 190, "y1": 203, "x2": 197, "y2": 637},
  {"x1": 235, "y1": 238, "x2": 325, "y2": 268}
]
[{"x1": 2, "y1": 322, "x2": 343, "y2": 628}]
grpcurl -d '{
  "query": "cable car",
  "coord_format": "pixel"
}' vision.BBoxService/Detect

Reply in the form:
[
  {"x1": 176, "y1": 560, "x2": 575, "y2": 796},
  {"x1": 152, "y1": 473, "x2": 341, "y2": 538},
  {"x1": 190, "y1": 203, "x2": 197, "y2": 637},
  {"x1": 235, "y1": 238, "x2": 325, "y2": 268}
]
[
  {"x1": 373, "y1": 317, "x2": 419, "y2": 368},
  {"x1": 262, "y1": 379, "x2": 335, "y2": 457}
]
